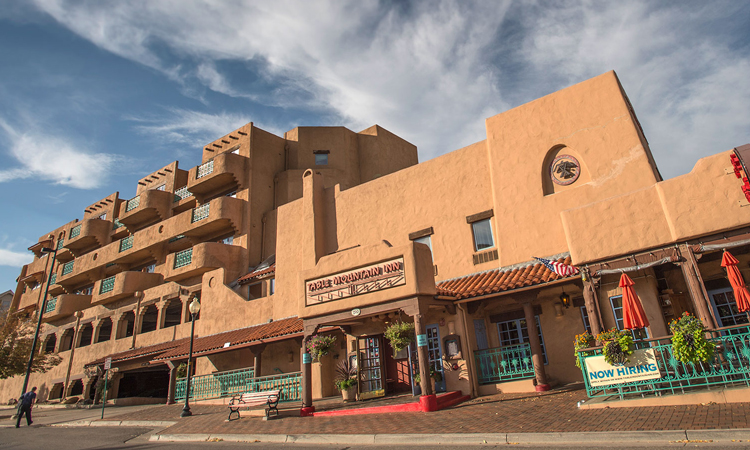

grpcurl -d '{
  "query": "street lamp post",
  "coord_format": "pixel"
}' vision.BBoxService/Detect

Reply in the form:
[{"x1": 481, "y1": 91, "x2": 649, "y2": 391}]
[
  {"x1": 181, "y1": 297, "x2": 201, "y2": 418},
  {"x1": 20, "y1": 242, "x2": 58, "y2": 397}
]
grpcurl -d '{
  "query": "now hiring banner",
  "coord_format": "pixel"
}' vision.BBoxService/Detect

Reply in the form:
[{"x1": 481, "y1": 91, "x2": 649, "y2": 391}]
[{"x1": 585, "y1": 349, "x2": 662, "y2": 387}]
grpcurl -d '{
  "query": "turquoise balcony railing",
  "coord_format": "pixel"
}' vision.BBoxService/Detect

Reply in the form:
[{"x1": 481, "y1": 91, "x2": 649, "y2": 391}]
[
  {"x1": 119, "y1": 235, "x2": 134, "y2": 252},
  {"x1": 175, "y1": 369, "x2": 302, "y2": 403},
  {"x1": 196, "y1": 159, "x2": 214, "y2": 179},
  {"x1": 44, "y1": 297, "x2": 57, "y2": 314},
  {"x1": 99, "y1": 276, "x2": 116, "y2": 294},
  {"x1": 61, "y1": 261, "x2": 74, "y2": 276},
  {"x1": 191, "y1": 204, "x2": 210, "y2": 223},
  {"x1": 113, "y1": 218, "x2": 124, "y2": 230},
  {"x1": 49, "y1": 273, "x2": 56, "y2": 286},
  {"x1": 70, "y1": 224, "x2": 82, "y2": 239},
  {"x1": 174, "y1": 186, "x2": 192, "y2": 202},
  {"x1": 56, "y1": 239, "x2": 65, "y2": 250},
  {"x1": 125, "y1": 196, "x2": 141, "y2": 212},
  {"x1": 175, "y1": 367, "x2": 254, "y2": 401},
  {"x1": 578, "y1": 324, "x2": 750, "y2": 400},
  {"x1": 173, "y1": 248, "x2": 193, "y2": 269},
  {"x1": 169, "y1": 234, "x2": 185, "y2": 243},
  {"x1": 474, "y1": 343, "x2": 535, "y2": 384}
]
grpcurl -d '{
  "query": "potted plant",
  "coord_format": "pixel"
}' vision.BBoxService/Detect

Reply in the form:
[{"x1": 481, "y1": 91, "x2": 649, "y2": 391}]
[
  {"x1": 573, "y1": 331, "x2": 595, "y2": 368},
  {"x1": 596, "y1": 328, "x2": 634, "y2": 366},
  {"x1": 306, "y1": 334, "x2": 337, "y2": 362},
  {"x1": 669, "y1": 312, "x2": 714, "y2": 365},
  {"x1": 414, "y1": 367, "x2": 442, "y2": 392},
  {"x1": 384, "y1": 321, "x2": 415, "y2": 352},
  {"x1": 334, "y1": 359, "x2": 357, "y2": 402}
]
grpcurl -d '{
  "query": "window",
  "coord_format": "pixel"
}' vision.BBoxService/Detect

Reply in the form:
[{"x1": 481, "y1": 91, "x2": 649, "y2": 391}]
[
  {"x1": 154, "y1": 184, "x2": 166, "y2": 191},
  {"x1": 220, "y1": 236, "x2": 234, "y2": 245},
  {"x1": 76, "y1": 285, "x2": 94, "y2": 296},
  {"x1": 471, "y1": 219, "x2": 494, "y2": 251},
  {"x1": 708, "y1": 287, "x2": 749, "y2": 328},
  {"x1": 580, "y1": 306, "x2": 591, "y2": 334},
  {"x1": 315, "y1": 153, "x2": 328, "y2": 165},
  {"x1": 609, "y1": 295, "x2": 650, "y2": 341},
  {"x1": 269, "y1": 278, "x2": 275, "y2": 295},
  {"x1": 226, "y1": 191, "x2": 237, "y2": 198},
  {"x1": 496, "y1": 316, "x2": 547, "y2": 364},
  {"x1": 231, "y1": 148, "x2": 240, "y2": 155},
  {"x1": 98, "y1": 213, "x2": 107, "y2": 220}
]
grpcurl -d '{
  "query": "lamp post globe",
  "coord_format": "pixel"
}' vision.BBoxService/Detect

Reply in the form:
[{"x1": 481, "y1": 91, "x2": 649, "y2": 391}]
[{"x1": 181, "y1": 296, "x2": 201, "y2": 418}]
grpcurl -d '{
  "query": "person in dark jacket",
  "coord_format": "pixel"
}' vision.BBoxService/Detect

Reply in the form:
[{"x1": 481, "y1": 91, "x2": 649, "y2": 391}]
[{"x1": 16, "y1": 387, "x2": 36, "y2": 428}]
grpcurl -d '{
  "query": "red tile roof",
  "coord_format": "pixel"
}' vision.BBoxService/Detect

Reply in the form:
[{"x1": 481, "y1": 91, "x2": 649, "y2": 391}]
[
  {"x1": 85, "y1": 337, "x2": 190, "y2": 368},
  {"x1": 153, "y1": 316, "x2": 302, "y2": 361},
  {"x1": 436, "y1": 256, "x2": 578, "y2": 300},
  {"x1": 238, "y1": 263, "x2": 276, "y2": 284}
]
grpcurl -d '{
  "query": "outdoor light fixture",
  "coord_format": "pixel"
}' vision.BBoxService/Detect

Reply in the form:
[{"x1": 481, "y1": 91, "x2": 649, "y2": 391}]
[
  {"x1": 560, "y1": 291, "x2": 571, "y2": 309},
  {"x1": 181, "y1": 296, "x2": 201, "y2": 418}
]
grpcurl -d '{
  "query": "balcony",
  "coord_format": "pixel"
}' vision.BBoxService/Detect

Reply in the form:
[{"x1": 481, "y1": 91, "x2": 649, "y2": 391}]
[
  {"x1": 48, "y1": 272, "x2": 64, "y2": 296},
  {"x1": 55, "y1": 235, "x2": 73, "y2": 262},
  {"x1": 42, "y1": 294, "x2": 91, "y2": 322},
  {"x1": 182, "y1": 196, "x2": 244, "y2": 239},
  {"x1": 91, "y1": 271, "x2": 164, "y2": 306},
  {"x1": 56, "y1": 259, "x2": 101, "y2": 289},
  {"x1": 110, "y1": 234, "x2": 158, "y2": 265},
  {"x1": 111, "y1": 218, "x2": 129, "y2": 239},
  {"x1": 64, "y1": 218, "x2": 111, "y2": 253},
  {"x1": 16, "y1": 289, "x2": 42, "y2": 311},
  {"x1": 165, "y1": 242, "x2": 246, "y2": 282},
  {"x1": 118, "y1": 189, "x2": 174, "y2": 228},
  {"x1": 187, "y1": 152, "x2": 246, "y2": 195}
]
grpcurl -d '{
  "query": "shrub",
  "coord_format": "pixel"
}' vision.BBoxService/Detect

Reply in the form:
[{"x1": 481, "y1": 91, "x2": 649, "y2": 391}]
[
  {"x1": 306, "y1": 334, "x2": 337, "y2": 362},
  {"x1": 596, "y1": 328, "x2": 634, "y2": 366},
  {"x1": 384, "y1": 321, "x2": 415, "y2": 352},
  {"x1": 669, "y1": 312, "x2": 714, "y2": 364}
]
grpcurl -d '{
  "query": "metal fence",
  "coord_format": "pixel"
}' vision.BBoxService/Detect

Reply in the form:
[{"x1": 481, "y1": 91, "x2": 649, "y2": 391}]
[
  {"x1": 70, "y1": 224, "x2": 81, "y2": 239},
  {"x1": 174, "y1": 369, "x2": 302, "y2": 403},
  {"x1": 174, "y1": 186, "x2": 192, "y2": 202},
  {"x1": 174, "y1": 248, "x2": 193, "y2": 269},
  {"x1": 119, "y1": 235, "x2": 134, "y2": 252},
  {"x1": 99, "y1": 276, "x2": 116, "y2": 294},
  {"x1": 474, "y1": 342, "x2": 535, "y2": 384},
  {"x1": 196, "y1": 160, "x2": 214, "y2": 179},
  {"x1": 192, "y1": 204, "x2": 210, "y2": 223},
  {"x1": 61, "y1": 261, "x2": 74, "y2": 276},
  {"x1": 44, "y1": 297, "x2": 57, "y2": 314},
  {"x1": 125, "y1": 196, "x2": 141, "y2": 212},
  {"x1": 578, "y1": 324, "x2": 750, "y2": 399}
]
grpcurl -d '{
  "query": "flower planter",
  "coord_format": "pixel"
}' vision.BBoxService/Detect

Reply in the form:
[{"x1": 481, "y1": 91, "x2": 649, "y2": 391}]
[{"x1": 341, "y1": 385, "x2": 356, "y2": 402}]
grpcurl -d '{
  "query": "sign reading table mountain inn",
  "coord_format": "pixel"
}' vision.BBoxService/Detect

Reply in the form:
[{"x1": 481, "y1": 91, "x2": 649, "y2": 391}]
[{"x1": 306, "y1": 258, "x2": 406, "y2": 306}]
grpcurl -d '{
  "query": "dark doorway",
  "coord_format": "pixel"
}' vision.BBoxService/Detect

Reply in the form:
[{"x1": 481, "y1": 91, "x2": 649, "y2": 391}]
[
  {"x1": 140, "y1": 304, "x2": 158, "y2": 333},
  {"x1": 97, "y1": 318, "x2": 113, "y2": 343},
  {"x1": 118, "y1": 311, "x2": 135, "y2": 339},
  {"x1": 77, "y1": 323, "x2": 93, "y2": 347},
  {"x1": 43, "y1": 334, "x2": 57, "y2": 353},
  {"x1": 116, "y1": 367, "x2": 170, "y2": 398},
  {"x1": 163, "y1": 299, "x2": 182, "y2": 328}
]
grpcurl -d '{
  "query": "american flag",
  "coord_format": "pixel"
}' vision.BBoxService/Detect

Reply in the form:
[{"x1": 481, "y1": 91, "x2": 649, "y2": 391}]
[{"x1": 533, "y1": 257, "x2": 580, "y2": 277}]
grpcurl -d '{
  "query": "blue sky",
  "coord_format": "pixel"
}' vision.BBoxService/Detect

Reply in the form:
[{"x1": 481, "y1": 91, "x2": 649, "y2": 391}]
[{"x1": 0, "y1": 1, "x2": 749, "y2": 291}]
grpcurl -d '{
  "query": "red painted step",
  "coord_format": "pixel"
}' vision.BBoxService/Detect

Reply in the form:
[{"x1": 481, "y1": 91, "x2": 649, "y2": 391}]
[{"x1": 436, "y1": 391, "x2": 471, "y2": 409}]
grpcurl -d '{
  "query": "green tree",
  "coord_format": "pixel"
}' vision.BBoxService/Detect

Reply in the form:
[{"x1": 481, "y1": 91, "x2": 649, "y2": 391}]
[{"x1": 0, "y1": 311, "x2": 62, "y2": 379}]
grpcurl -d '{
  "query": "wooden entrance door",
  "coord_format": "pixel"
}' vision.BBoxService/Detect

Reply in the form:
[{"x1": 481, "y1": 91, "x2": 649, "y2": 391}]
[{"x1": 357, "y1": 335, "x2": 385, "y2": 399}]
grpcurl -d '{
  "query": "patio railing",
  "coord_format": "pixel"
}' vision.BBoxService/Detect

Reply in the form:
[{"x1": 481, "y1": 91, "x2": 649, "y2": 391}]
[
  {"x1": 174, "y1": 186, "x2": 192, "y2": 202},
  {"x1": 69, "y1": 224, "x2": 81, "y2": 239},
  {"x1": 125, "y1": 196, "x2": 141, "y2": 212},
  {"x1": 174, "y1": 369, "x2": 302, "y2": 402},
  {"x1": 578, "y1": 324, "x2": 750, "y2": 399},
  {"x1": 196, "y1": 160, "x2": 214, "y2": 179},
  {"x1": 474, "y1": 342, "x2": 535, "y2": 384}
]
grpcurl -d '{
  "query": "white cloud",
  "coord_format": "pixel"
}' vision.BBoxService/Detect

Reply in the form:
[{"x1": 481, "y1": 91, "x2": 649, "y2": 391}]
[
  {"x1": 128, "y1": 108, "x2": 255, "y2": 147},
  {"x1": 0, "y1": 248, "x2": 32, "y2": 268},
  {"x1": 29, "y1": 0, "x2": 750, "y2": 177},
  {"x1": 0, "y1": 119, "x2": 118, "y2": 189}
]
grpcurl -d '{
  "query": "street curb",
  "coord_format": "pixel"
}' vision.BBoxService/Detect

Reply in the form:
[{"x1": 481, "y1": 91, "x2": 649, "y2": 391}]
[
  {"x1": 150, "y1": 429, "x2": 750, "y2": 445},
  {"x1": 51, "y1": 420, "x2": 176, "y2": 428}
]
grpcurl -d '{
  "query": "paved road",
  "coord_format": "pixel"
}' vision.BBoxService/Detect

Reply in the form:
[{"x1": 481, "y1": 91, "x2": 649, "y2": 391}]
[
  {"x1": 3, "y1": 425, "x2": 750, "y2": 450},
  {"x1": 0, "y1": 404, "x2": 161, "y2": 428}
]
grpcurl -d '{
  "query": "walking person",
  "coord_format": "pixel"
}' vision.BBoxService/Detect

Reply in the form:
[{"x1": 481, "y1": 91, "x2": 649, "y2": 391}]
[{"x1": 15, "y1": 386, "x2": 37, "y2": 428}]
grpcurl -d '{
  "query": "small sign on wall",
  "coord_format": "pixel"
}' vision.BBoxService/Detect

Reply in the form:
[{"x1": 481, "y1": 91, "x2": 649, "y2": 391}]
[
  {"x1": 416, "y1": 334, "x2": 428, "y2": 347},
  {"x1": 302, "y1": 353, "x2": 312, "y2": 364}
]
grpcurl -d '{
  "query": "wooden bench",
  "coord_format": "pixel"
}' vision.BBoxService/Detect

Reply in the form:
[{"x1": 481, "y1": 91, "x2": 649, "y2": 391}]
[{"x1": 227, "y1": 389, "x2": 281, "y2": 421}]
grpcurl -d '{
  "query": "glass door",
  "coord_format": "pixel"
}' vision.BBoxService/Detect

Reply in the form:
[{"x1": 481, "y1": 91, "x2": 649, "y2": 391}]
[
  {"x1": 426, "y1": 324, "x2": 446, "y2": 392},
  {"x1": 357, "y1": 335, "x2": 385, "y2": 399}
]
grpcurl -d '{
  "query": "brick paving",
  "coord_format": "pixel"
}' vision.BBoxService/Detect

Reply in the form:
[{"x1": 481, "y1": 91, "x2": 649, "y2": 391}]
[{"x1": 102, "y1": 386, "x2": 750, "y2": 436}]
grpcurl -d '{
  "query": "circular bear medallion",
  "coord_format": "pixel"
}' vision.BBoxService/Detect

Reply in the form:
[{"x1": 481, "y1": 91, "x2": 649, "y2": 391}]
[{"x1": 550, "y1": 154, "x2": 581, "y2": 186}]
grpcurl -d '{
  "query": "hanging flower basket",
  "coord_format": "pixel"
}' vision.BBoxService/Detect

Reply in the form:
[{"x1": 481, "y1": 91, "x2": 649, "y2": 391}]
[
  {"x1": 596, "y1": 328, "x2": 634, "y2": 366},
  {"x1": 384, "y1": 321, "x2": 415, "y2": 352},
  {"x1": 573, "y1": 331, "x2": 595, "y2": 368},
  {"x1": 669, "y1": 312, "x2": 714, "y2": 364},
  {"x1": 306, "y1": 334, "x2": 337, "y2": 362}
]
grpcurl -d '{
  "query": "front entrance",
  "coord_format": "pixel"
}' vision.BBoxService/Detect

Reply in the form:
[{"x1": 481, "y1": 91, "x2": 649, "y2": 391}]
[
  {"x1": 358, "y1": 335, "x2": 385, "y2": 400},
  {"x1": 426, "y1": 324, "x2": 446, "y2": 392}
]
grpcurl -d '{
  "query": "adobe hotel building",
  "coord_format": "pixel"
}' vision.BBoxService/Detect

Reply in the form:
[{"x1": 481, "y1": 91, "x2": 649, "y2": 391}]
[{"x1": 5, "y1": 71, "x2": 750, "y2": 410}]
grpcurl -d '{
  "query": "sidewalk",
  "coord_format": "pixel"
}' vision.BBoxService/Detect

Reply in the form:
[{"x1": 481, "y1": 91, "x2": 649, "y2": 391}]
[{"x1": 49, "y1": 385, "x2": 750, "y2": 445}]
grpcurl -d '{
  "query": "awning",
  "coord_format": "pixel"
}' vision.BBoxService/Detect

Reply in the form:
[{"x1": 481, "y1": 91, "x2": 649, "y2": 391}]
[
  {"x1": 152, "y1": 316, "x2": 302, "y2": 362},
  {"x1": 436, "y1": 255, "x2": 578, "y2": 300}
]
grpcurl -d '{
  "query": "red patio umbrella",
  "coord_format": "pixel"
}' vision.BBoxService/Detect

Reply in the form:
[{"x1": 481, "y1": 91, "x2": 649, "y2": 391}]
[
  {"x1": 619, "y1": 273, "x2": 650, "y2": 330},
  {"x1": 720, "y1": 250, "x2": 750, "y2": 313}
]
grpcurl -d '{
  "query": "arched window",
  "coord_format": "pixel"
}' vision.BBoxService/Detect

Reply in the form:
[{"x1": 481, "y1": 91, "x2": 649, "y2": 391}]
[
  {"x1": 96, "y1": 318, "x2": 113, "y2": 343},
  {"x1": 117, "y1": 311, "x2": 135, "y2": 339},
  {"x1": 59, "y1": 328, "x2": 74, "y2": 351},
  {"x1": 140, "y1": 304, "x2": 159, "y2": 333},
  {"x1": 43, "y1": 334, "x2": 57, "y2": 353},
  {"x1": 163, "y1": 299, "x2": 183, "y2": 328},
  {"x1": 77, "y1": 323, "x2": 93, "y2": 348}
]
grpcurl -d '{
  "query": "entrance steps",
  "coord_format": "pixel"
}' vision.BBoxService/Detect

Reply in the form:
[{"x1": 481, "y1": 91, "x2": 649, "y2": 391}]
[{"x1": 312, "y1": 391, "x2": 470, "y2": 417}]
